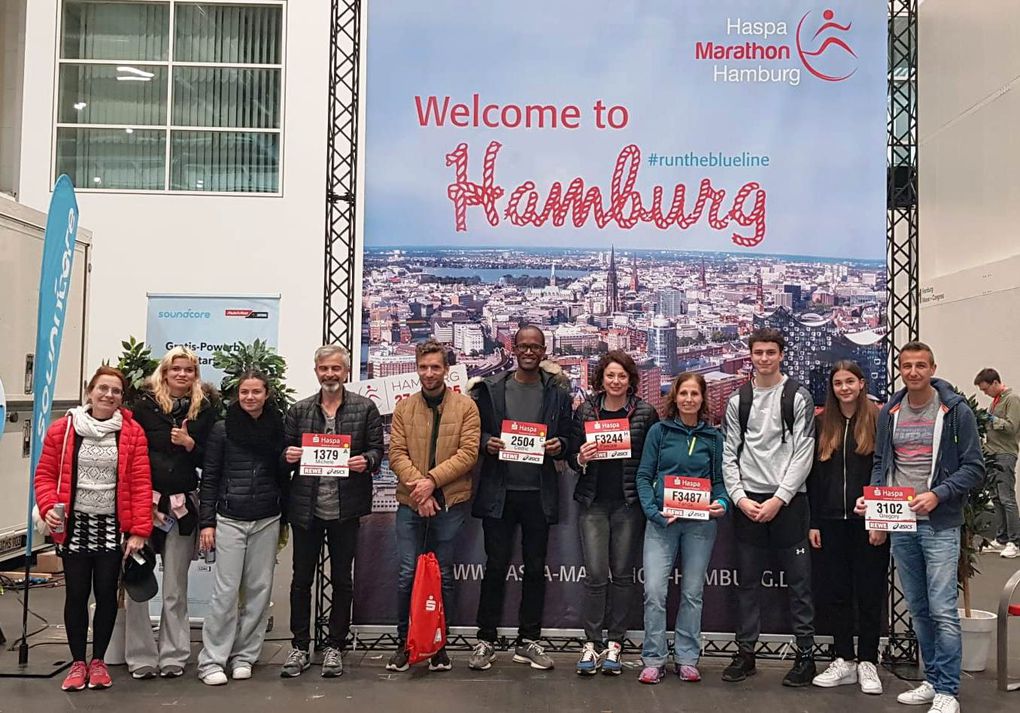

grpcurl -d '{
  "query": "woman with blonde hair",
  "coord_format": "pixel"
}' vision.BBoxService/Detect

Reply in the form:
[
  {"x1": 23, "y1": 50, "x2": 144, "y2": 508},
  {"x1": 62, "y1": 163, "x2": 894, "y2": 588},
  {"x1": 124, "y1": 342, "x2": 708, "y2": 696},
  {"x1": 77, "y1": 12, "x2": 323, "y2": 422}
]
[{"x1": 124, "y1": 347, "x2": 217, "y2": 679}]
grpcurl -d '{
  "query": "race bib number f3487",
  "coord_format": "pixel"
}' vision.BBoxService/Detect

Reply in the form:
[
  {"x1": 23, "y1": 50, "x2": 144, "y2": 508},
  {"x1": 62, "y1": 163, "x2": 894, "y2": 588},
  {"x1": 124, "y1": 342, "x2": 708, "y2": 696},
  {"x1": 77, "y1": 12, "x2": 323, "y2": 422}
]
[
  {"x1": 864, "y1": 486, "x2": 916, "y2": 532},
  {"x1": 300, "y1": 433, "x2": 351, "y2": 477},
  {"x1": 663, "y1": 476, "x2": 711, "y2": 520},
  {"x1": 499, "y1": 420, "x2": 546, "y2": 465}
]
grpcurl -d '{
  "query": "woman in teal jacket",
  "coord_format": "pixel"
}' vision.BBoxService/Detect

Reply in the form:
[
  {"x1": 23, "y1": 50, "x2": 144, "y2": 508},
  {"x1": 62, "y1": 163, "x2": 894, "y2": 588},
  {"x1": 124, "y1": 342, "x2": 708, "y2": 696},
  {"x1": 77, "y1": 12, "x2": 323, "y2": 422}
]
[{"x1": 636, "y1": 372, "x2": 729, "y2": 685}]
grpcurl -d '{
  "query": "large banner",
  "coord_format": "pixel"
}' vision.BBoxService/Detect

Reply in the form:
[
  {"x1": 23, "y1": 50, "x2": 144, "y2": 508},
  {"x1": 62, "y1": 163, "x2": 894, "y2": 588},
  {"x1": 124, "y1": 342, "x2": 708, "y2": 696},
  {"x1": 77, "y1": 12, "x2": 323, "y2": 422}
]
[
  {"x1": 358, "y1": 1, "x2": 887, "y2": 635},
  {"x1": 145, "y1": 293, "x2": 280, "y2": 387}
]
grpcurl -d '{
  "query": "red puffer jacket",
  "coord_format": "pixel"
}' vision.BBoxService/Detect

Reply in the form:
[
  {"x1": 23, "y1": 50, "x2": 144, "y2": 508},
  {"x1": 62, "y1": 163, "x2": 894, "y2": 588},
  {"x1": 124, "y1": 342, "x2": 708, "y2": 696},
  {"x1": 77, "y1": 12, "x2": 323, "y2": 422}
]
[{"x1": 34, "y1": 408, "x2": 154, "y2": 538}]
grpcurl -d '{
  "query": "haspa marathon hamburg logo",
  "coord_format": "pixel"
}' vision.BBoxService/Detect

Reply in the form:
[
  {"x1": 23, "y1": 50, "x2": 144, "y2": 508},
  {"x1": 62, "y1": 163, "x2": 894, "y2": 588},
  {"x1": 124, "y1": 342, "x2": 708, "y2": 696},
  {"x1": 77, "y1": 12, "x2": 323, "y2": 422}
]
[
  {"x1": 224, "y1": 309, "x2": 269, "y2": 319},
  {"x1": 796, "y1": 8, "x2": 858, "y2": 81}
]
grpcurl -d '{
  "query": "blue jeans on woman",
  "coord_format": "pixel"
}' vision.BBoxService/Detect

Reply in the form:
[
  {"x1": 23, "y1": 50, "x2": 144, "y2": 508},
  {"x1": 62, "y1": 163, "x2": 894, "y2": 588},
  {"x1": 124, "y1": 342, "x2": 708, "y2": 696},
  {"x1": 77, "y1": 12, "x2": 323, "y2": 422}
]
[
  {"x1": 891, "y1": 524, "x2": 962, "y2": 696},
  {"x1": 641, "y1": 518, "x2": 717, "y2": 667}
]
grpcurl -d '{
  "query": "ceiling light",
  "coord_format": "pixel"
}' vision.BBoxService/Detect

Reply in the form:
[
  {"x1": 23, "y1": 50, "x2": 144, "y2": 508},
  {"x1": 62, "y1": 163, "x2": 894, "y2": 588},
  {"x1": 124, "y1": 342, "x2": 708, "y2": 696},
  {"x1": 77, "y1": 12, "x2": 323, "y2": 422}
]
[
  {"x1": 116, "y1": 66, "x2": 155, "y2": 78},
  {"x1": 73, "y1": 101, "x2": 87, "y2": 111}
]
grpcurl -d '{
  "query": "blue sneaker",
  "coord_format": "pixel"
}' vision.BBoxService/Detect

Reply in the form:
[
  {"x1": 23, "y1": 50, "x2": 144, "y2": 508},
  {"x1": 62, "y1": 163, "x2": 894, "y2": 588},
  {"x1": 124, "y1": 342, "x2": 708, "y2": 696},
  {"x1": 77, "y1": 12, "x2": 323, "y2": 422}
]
[
  {"x1": 576, "y1": 642, "x2": 601, "y2": 675},
  {"x1": 601, "y1": 642, "x2": 623, "y2": 675}
]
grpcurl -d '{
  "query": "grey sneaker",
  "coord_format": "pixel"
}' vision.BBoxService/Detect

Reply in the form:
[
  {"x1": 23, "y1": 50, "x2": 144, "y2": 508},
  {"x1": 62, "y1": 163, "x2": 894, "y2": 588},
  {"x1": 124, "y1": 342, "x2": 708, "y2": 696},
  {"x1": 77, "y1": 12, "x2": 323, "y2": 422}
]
[
  {"x1": 280, "y1": 648, "x2": 310, "y2": 678},
  {"x1": 321, "y1": 647, "x2": 344, "y2": 678},
  {"x1": 160, "y1": 665, "x2": 184, "y2": 678},
  {"x1": 131, "y1": 665, "x2": 158, "y2": 680},
  {"x1": 513, "y1": 639, "x2": 554, "y2": 670},
  {"x1": 467, "y1": 641, "x2": 496, "y2": 671}
]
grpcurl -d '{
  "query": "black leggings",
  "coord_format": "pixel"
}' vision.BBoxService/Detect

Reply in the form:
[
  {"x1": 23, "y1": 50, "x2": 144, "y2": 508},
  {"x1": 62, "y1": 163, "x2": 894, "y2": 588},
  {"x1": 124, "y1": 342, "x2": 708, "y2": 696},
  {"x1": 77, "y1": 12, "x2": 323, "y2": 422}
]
[{"x1": 62, "y1": 552, "x2": 122, "y2": 662}]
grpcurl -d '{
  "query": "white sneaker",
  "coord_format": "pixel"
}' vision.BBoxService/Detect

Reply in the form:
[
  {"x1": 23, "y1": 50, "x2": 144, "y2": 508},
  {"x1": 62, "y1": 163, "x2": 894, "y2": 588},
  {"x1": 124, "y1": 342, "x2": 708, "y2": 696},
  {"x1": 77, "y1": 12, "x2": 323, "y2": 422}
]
[
  {"x1": 897, "y1": 681, "x2": 936, "y2": 705},
  {"x1": 982, "y1": 539, "x2": 1005, "y2": 552},
  {"x1": 857, "y1": 661, "x2": 883, "y2": 694},
  {"x1": 201, "y1": 670, "x2": 228, "y2": 686},
  {"x1": 927, "y1": 693, "x2": 959, "y2": 713},
  {"x1": 232, "y1": 665, "x2": 252, "y2": 680},
  {"x1": 812, "y1": 658, "x2": 857, "y2": 687},
  {"x1": 1002, "y1": 542, "x2": 1020, "y2": 559}
]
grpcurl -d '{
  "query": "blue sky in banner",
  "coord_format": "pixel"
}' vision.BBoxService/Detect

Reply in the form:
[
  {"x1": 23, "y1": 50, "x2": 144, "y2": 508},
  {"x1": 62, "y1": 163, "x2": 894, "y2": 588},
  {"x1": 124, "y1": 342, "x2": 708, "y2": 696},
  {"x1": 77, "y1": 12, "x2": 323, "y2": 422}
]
[{"x1": 364, "y1": 0, "x2": 886, "y2": 259}]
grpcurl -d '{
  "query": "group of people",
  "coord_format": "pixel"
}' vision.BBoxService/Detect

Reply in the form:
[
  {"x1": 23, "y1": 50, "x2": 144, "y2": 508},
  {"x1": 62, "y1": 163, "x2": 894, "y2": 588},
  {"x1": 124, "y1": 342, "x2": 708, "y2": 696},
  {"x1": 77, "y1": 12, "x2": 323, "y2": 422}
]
[{"x1": 32, "y1": 326, "x2": 999, "y2": 713}]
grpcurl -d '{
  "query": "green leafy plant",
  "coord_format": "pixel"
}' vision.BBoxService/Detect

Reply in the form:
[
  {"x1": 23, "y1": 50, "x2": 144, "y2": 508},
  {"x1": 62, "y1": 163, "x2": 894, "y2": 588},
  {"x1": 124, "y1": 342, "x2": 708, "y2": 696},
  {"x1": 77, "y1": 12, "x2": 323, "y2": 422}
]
[
  {"x1": 957, "y1": 390, "x2": 999, "y2": 617},
  {"x1": 111, "y1": 337, "x2": 159, "y2": 402},
  {"x1": 212, "y1": 339, "x2": 295, "y2": 414}
]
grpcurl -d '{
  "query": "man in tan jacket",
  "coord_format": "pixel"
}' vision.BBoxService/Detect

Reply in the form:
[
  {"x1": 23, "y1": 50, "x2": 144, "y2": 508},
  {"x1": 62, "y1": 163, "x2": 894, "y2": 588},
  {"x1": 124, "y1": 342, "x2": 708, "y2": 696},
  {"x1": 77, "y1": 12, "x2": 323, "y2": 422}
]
[{"x1": 386, "y1": 340, "x2": 480, "y2": 672}]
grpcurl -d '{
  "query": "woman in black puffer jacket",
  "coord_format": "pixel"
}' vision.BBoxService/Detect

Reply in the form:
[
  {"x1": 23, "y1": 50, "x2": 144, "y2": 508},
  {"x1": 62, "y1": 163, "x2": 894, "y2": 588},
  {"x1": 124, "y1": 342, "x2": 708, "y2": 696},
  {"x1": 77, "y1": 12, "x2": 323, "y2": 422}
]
[
  {"x1": 567, "y1": 350, "x2": 659, "y2": 675},
  {"x1": 196, "y1": 370, "x2": 285, "y2": 685}
]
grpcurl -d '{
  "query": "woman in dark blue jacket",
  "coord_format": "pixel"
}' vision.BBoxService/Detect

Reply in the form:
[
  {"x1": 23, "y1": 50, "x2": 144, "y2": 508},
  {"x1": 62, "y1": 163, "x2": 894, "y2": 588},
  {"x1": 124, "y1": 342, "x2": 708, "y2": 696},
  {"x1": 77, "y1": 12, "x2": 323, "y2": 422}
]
[
  {"x1": 196, "y1": 371, "x2": 285, "y2": 685},
  {"x1": 635, "y1": 372, "x2": 729, "y2": 685}
]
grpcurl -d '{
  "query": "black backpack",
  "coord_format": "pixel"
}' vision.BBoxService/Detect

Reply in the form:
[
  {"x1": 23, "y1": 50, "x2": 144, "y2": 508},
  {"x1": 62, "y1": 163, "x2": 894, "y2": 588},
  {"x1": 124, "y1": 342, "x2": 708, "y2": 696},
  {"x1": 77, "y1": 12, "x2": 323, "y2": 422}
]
[{"x1": 735, "y1": 378, "x2": 801, "y2": 458}]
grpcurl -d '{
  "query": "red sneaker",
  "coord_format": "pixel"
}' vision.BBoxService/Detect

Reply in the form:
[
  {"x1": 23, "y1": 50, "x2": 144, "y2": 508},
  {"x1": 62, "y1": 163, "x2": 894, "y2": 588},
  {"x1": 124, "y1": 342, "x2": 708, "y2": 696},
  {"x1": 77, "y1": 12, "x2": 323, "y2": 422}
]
[
  {"x1": 87, "y1": 659, "x2": 112, "y2": 689},
  {"x1": 61, "y1": 661, "x2": 88, "y2": 691}
]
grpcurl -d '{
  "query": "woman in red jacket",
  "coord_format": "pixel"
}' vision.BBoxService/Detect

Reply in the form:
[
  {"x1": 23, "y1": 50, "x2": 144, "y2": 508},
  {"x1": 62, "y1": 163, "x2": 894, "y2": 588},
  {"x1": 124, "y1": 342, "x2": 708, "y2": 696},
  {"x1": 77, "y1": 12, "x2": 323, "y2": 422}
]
[{"x1": 34, "y1": 366, "x2": 153, "y2": 692}]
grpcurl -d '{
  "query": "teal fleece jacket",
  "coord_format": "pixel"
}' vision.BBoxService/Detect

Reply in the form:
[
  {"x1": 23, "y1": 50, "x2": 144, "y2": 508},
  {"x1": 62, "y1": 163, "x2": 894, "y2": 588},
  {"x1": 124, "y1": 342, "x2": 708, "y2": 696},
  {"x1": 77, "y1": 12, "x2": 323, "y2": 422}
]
[{"x1": 635, "y1": 417, "x2": 730, "y2": 528}]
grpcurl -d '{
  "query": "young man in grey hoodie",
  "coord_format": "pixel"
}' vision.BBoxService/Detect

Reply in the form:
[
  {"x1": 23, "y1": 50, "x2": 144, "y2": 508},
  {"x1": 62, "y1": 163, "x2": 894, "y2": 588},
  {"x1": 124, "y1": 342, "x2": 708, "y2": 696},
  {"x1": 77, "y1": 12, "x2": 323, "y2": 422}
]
[{"x1": 721, "y1": 328, "x2": 817, "y2": 687}]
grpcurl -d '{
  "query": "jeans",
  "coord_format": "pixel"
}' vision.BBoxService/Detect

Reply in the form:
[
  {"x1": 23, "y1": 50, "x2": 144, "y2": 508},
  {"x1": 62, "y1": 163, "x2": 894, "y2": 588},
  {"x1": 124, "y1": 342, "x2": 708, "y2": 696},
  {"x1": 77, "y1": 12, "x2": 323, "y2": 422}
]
[
  {"x1": 477, "y1": 490, "x2": 549, "y2": 643},
  {"x1": 813, "y1": 518, "x2": 889, "y2": 663},
  {"x1": 989, "y1": 453, "x2": 1020, "y2": 545},
  {"x1": 62, "y1": 551, "x2": 122, "y2": 662},
  {"x1": 641, "y1": 518, "x2": 717, "y2": 667},
  {"x1": 395, "y1": 503, "x2": 467, "y2": 640},
  {"x1": 733, "y1": 493, "x2": 815, "y2": 649},
  {"x1": 197, "y1": 515, "x2": 279, "y2": 677},
  {"x1": 578, "y1": 500, "x2": 645, "y2": 644},
  {"x1": 290, "y1": 517, "x2": 359, "y2": 651},
  {"x1": 892, "y1": 524, "x2": 962, "y2": 696}
]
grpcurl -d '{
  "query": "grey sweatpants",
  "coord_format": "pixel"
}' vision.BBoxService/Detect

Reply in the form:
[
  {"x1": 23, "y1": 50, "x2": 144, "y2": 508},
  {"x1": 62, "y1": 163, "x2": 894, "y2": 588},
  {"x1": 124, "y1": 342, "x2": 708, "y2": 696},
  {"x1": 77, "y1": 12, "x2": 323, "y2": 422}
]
[
  {"x1": 197, "y1": 515, "x2": 280, "y2": 677},
  {"x1": 124, "y1": 523, "x2": 197, "y2": 671}
]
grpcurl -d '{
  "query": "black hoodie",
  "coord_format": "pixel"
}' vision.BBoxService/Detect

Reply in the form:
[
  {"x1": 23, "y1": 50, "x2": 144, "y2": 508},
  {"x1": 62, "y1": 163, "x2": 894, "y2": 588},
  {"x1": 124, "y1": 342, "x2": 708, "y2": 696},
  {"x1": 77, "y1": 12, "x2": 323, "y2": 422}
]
[{"x1": 807, "y1": 409, "x2": 875, "y2": 528}]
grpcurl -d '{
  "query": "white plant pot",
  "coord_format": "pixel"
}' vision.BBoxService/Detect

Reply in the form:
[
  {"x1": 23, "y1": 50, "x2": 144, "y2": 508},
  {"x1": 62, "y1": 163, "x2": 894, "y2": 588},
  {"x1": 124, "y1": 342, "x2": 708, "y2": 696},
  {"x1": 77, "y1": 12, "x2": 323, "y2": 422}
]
[{"x1": 958, "y1": 608, "x2": 996, "y2": 672}]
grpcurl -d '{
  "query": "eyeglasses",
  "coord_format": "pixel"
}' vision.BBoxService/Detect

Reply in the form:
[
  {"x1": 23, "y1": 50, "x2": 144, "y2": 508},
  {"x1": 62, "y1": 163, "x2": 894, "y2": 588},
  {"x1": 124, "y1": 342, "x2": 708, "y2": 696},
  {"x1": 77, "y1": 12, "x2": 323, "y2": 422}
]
[
  {"x1": 514, "y1": 343, "x2": 544, "y2": 354},
  {"x1": 93, "y1": 385, "x2": 123, "y2": 396}
]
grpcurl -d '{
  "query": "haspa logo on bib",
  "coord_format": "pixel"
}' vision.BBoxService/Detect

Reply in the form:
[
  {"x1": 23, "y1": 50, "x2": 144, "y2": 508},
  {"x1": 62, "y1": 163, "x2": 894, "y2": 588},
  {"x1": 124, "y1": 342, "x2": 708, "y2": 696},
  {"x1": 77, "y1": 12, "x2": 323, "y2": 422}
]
[{"x1": 795, "y1": 8, "x2": 858, "y2": 82}]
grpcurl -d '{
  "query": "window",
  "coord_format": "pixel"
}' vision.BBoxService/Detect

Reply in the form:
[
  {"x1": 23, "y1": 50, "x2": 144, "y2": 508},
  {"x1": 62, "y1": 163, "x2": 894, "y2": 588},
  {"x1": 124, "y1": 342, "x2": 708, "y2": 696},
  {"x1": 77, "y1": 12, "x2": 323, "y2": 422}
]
[{"x1": 55, "y1": 1, "x2": 285, "y2": 193}]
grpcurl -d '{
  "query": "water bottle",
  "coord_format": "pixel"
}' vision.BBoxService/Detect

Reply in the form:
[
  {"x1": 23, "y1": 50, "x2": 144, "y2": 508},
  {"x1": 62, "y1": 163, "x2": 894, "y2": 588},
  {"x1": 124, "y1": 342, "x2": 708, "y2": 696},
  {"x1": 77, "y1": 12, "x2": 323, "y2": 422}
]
[
  {"x1": 51, "y1": 503, "x2": 66, "y2": 545},
  {"x1": 204, "y1": 548, "x2": 216, "y2": 564}
]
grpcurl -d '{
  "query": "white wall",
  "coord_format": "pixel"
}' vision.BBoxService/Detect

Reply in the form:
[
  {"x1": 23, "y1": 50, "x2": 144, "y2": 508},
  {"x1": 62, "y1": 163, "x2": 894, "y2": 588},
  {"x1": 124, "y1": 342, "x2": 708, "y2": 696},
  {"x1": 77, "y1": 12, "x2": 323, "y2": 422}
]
[
  {"x1": 0, "y1": 0, "x2": 26, "y2": 195},
  {"x1": 919, "y1": 0, "x2": 1020, "y2": 392},
  {"x1": 16, "y1": 0, "x2": 333, "y2": 395}
]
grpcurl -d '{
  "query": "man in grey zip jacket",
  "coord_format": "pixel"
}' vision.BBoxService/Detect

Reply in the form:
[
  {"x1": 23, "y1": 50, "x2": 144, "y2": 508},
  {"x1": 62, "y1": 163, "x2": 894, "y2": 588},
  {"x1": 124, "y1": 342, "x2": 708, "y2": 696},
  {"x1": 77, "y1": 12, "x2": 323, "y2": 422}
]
[{"x1": 858, "y1": 342, "x2": 983, "y2": 713}]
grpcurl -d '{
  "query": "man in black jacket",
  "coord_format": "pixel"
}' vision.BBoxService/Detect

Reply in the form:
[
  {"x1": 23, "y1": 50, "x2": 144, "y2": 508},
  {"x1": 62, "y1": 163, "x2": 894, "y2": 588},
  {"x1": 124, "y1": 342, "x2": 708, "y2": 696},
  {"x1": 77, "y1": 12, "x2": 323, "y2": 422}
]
[
  {"x1": 279, "y1": 346, "x2": 383, "y2": 679},
  {"x1": 467, "y1": 325, "x2": 572, "y2": 672}
]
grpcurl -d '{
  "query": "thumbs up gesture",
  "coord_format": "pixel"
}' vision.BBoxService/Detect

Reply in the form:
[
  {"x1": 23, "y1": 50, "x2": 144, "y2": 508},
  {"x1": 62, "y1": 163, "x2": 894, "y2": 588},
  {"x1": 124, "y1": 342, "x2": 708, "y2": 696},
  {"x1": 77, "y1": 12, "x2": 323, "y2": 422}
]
[{"x1": 171, "y1": 419, "x2": 196, "y2": 452}]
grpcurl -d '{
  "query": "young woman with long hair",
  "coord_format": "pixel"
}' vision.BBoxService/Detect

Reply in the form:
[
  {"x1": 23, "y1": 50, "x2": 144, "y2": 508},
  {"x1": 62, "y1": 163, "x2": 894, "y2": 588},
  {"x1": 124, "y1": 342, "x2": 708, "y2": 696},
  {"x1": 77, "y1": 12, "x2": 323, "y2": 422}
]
[
  {"x1": 808, "y1": 360, "x2": 888, "y2": 695},
  {"x1": 123, "y1": 347, "x2": 217, "y2": 679}
]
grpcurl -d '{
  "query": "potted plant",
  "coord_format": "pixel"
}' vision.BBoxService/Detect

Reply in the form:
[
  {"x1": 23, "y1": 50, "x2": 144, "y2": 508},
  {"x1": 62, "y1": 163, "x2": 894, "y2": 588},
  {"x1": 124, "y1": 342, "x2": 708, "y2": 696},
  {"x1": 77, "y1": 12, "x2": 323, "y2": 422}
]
[
  {"x1": 110, "y1": 337, "x2": 159, "y2": 403},
  {"x1": 957, "y1": 391, "x2": 999, "y2": 672},
  {"x1": 211, "y1": 338, "x2": 296, "y2": 414}
]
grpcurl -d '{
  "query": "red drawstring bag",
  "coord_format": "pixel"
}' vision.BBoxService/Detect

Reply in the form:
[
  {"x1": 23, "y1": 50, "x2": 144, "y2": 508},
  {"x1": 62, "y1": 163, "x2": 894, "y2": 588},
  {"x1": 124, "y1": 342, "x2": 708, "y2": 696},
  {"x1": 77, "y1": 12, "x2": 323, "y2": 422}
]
[{"x1": 406, "y1": 552, "x2": 446, "y2": 665}]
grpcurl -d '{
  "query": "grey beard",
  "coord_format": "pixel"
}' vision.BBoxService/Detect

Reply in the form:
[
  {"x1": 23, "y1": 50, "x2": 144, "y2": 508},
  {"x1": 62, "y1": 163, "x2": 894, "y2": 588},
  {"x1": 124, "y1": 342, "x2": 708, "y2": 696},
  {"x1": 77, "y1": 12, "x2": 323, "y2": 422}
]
[{"x1": 320, "y1": 381, "x2": 342, "y2": 393}]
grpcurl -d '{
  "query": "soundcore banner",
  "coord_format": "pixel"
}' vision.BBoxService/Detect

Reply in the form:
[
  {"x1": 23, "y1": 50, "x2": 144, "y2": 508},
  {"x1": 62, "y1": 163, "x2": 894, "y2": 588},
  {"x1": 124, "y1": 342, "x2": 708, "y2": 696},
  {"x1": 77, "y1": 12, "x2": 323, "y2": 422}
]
[{"x1": 357, "y1": 0, "x2": 887, "y2": 634}]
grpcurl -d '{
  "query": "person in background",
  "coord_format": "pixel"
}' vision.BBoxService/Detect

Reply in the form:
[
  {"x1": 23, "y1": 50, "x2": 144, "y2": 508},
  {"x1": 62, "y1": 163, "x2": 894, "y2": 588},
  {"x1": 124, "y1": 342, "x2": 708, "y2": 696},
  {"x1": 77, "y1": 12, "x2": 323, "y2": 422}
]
[
  {"x1": 35, "y1": 366, "x2": 152, "y2": 691},
  {"x1": 634, "y1": 372, "x2": 728, "y2": 685},
  {"x1": 973, "y1": 368, "x2": 1020, "y2": 558},
  {"x1": 467, "y1": 325, "x2": 572, "y2": 672},
  {"x1": 124, "y1": 346, "x2": 216, "y2": 679},
  {"x1": 280, "y1": 345, "x2": 384, "y2": 679},
  {"x1": 386, "y1": 340, "x2": 480, "y2": 673},
  {"x1": 808, "y1": 361, "x2": 887, "y2": 695},
  {"x1": 197, "y1": 371, "x2": 287, "y2": 685},
  {"x1": 858, "y1": 342, "x2": 984, "y2": 713},
  {"x1": 568, "y1": 350, "x2": 658, "y2": 676}
]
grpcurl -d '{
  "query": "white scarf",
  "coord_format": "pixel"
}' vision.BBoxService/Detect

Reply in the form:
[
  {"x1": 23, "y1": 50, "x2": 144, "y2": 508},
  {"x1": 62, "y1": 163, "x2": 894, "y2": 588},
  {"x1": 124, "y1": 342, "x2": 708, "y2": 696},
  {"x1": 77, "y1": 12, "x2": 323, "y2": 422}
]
[{"x1": 69, "y1": 405, "x2": 123, "y2": 439}]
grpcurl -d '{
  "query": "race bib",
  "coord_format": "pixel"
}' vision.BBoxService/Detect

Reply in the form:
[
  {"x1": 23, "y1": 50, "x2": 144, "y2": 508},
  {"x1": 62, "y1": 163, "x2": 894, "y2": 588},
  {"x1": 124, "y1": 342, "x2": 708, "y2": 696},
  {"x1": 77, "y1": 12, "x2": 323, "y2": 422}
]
[
  {"x1": 499, "y1": 420, "x2": 546, "y2": 465},
  {"x1": 584, "y1": 419, "x2": 632, "y2": 460},
  {"x1": 864, "y1": 486, "x2": 916, "y2": 532},
  {"x1": 663, "y1": 476, "x2": 711, "y2": 520},
  {"x1": 300, "y1": 433, "x2": 351, "y2": 477}
]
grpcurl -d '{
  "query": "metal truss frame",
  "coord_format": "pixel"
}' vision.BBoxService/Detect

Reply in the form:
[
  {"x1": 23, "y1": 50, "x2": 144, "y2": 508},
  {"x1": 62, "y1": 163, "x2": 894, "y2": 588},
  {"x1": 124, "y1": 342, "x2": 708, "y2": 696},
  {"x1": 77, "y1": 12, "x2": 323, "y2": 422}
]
[{"x1": 317, "y1": 0, "x2": 921, "y2": 661}]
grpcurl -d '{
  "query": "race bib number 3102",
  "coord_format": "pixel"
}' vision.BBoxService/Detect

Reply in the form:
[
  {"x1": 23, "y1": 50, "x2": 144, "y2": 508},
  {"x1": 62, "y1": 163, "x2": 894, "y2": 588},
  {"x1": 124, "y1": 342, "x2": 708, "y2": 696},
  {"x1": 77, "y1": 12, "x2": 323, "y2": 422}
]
[
  {"x1": 300, "y1": 433, "x2": 351, "y2": 477},
  {"x1": 499, "y1": 420, "x2": 546, "y2": 465},
  {"x1": 663, "y1": 476, "x2": 711, "y2": 520},
  {"x1": 584, "y1": 418, "x2": 631, "y2": 460},
  {"x1": 864, "y1": 486, "x2": 916, "y2": 532}
]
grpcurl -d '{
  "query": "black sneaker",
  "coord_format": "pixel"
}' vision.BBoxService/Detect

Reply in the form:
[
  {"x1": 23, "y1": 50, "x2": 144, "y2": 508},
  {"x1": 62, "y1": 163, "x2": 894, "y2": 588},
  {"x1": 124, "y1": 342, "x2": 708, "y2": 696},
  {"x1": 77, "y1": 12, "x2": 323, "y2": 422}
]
[
  {"x1": 721, "y1": 647, "x2": 756, "y2": 682},
  {"x1": 428, "y1": 647, "x2": 452, "y2": 672},
  {"x1": 782, "y1": 650, "x2": 816, "y2": 687},
  {"x1": 386, "y1": 646, "x2": 410, "y2": 672}
]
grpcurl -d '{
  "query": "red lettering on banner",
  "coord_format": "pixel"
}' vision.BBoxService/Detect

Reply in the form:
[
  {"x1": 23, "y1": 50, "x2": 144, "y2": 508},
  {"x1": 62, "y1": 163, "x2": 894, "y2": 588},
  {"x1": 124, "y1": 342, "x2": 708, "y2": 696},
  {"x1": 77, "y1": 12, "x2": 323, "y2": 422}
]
[
  {"x1": 445, "y1": 141, "x2": 767, "y2": 247},
  {"x1": 415, "y1": 94, "x2": 583, "y2": 130}
]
